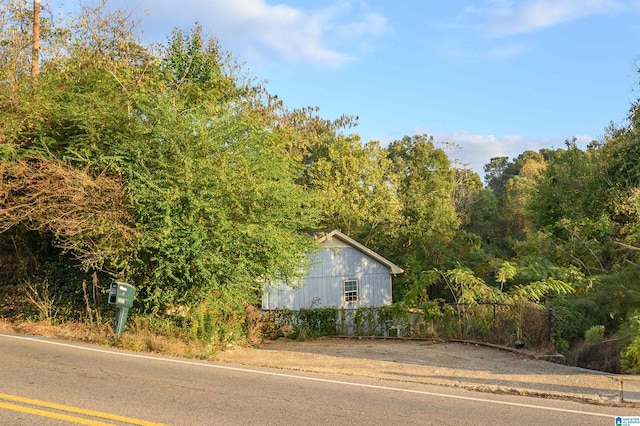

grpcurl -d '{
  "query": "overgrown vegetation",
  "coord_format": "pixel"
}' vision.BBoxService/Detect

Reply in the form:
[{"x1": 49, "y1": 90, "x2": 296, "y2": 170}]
[
  {"x1": 2, "y1": 1, "x2": 640, "y2": 372},
  {"x1": 256, "y1": 303, "x2": 553, "y2": 350}
]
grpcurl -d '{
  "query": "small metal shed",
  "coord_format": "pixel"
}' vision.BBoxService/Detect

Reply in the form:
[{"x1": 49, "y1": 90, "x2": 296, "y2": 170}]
[{"x1": 262, "y1": 230, "x2": 403, "y2": 310}]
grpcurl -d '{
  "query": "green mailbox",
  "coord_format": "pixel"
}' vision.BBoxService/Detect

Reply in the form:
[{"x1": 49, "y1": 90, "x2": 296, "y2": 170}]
[
  {"x1": 108, "y1": 282, "x2": 136, "y2": 334},
  {"x1": 109, "y1": 282, "x2": 136, "y2": 308}
]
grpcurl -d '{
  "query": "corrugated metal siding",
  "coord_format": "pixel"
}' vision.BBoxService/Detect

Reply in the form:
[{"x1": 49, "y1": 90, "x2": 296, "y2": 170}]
[{"x1": 262, "y1": 246, "x2": 393, "y2": 310}]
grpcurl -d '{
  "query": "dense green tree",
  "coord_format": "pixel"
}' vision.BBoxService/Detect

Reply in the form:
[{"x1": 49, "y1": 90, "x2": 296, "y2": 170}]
[
  {"x1": 601, "y1": 100, "x2": 640, "y2": 258},
  {"x1": 530, "y1": 142, "x2": 604, "y2": 228},
  {"x1": 387, "y1": 135, "x2": 460, "y2": 297},
  {"x1": 444, "y1": 168, "x2": 494, "y2": 271},
  {"x1": 500, "y1": 155, "x2": 546, "y2": 240},
  {"x1": 526, "y1": 142, "x2": 615, "y2": 275},
  {"x1": 604, "y1": 119, "x2": 640, "y2": 193},
  {"x1": 483, "y1": 151, "x2": 545, "y2": 197},
  {"x1": 305, "y1": 134, "x2": 401, "y2": 248},
  {"x1": 483, "y1": 156, "x2": 510, "y2": 196},
  {"x1": 451, "y1": 168, "x2": 483, "y2": 226},
  {"x1": 459, "y1": 188, "x2": 500, "y2": 246},
  {"x1": 0, "y1": 4, "x2": 318, "y2": 336}
]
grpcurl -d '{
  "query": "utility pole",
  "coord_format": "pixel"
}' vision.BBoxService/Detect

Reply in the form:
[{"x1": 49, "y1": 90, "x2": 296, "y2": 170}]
[{"x1": 32, "y1": 0, "x2": 41, "y2": 76}]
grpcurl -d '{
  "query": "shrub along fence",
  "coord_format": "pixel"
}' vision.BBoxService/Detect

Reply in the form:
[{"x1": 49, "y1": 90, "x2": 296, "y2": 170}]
[{"x1": 258, "y1": 302, "x2": 555, "y2": 351}]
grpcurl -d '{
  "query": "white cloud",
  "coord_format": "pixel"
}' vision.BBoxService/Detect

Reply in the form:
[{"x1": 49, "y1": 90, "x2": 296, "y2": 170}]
[
  {"x1": 210, "y1": 0, "x2": 348, "y2": 65},
  {"x1": 119, "y1": 0, "x2": 387, "y2": 67},
  {"x1": 435, "y1": 132, "x2": 524, "y2": 175},
  {"x1": 438, "y1": 38, "x2": 528, "y2": 61},
  {"x1": 478, "y1": 0, "x2": 629, "y2": 37},
  {"x1": 433, "y1": 1, "x2": 640, "y2": 65},
  {"x1": 429, "y1": 131, "x2": 570, "y2": 176},
  {"x1": 357, "y1": 128, "x2": 594, "y2": 178}
]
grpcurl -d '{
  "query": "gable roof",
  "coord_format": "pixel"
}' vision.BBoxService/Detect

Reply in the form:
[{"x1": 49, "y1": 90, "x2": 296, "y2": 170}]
[{"x1": 316, "y1": 230, "x2": 404, "y2": 275}]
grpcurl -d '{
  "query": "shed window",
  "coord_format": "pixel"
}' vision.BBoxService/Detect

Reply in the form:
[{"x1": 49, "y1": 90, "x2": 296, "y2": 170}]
[{"x1": 344, "y1": 279, "x2": 359, "y2": 302}]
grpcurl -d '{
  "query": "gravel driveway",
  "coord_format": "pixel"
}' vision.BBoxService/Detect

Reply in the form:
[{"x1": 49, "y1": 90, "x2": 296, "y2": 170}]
[{"x1": 214, "y1": 337, "x2": 640, "y2": 406}]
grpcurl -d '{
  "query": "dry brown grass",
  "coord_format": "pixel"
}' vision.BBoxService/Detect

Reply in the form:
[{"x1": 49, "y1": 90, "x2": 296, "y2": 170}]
[
  {"x1": 0, "y1": 318, "x2": 111, "y2": 340},
  {"x1": 0, "y1": 318, "x2": 227, "y2": 360}
]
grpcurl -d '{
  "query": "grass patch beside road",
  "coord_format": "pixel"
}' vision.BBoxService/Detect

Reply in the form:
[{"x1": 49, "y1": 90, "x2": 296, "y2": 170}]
[{"x1": 0, "y1": 318, "x2": 224, "y2": 360}]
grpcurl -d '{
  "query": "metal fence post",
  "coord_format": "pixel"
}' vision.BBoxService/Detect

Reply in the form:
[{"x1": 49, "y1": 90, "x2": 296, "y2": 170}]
[{"x1": 547, "y1": 305, "x2": 553, "y2": 350}]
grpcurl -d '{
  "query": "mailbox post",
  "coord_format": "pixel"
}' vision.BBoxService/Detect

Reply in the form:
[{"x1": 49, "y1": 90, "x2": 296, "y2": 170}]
[{"x1": 108, "y1": 282, "x2": 136, "y2": 335}]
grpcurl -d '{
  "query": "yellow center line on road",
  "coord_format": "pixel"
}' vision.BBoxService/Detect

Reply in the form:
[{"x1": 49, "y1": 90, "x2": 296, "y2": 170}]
[
  {"x1": 0, "y1": 393, "x2": 167, "y2": 426},
  {"x1": 0, "y1": 401, "x2": 115, "y2": 426}
]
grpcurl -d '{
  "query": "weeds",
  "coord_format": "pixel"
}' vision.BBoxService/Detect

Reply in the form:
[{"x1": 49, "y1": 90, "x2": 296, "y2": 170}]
[
  {"x1": 258, "y1": 303, "x2": 552, "y2": 349},
  {"x1": 23, "y1": 279, "x2": 57, "y2": 322},
  {"x1": 81, "y1": 272, "x2": 104, "y2": 325}
]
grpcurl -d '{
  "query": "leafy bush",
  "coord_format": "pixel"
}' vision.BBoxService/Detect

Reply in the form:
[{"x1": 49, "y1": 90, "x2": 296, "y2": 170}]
[
  {"x1": 551, "y1": 295, "x2": 604, "y2": 352},
  {"x1": 257, "y1": 302, "x2": 553, "y2": 347},
  {"x1": 258, "y1": 309, "x2": 295, "y2": 339},
  {"x1": 294, "y1": 307, "x2": 337, "y2": 337},
  {"x1": 353, "y1": 307, "x2": 378, "y2": 336},
  {"x1": 620, "y1": 315, "x2": 640, "y2": 374},
  {"x1": 584, "y1": 325, "x2": 605, "y2": 344}
]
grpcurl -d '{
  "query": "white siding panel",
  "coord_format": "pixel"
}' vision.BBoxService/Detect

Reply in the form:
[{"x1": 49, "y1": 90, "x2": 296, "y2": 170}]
[{"x1": 262, "y1": 245, "x2": 393, "y2": 310}]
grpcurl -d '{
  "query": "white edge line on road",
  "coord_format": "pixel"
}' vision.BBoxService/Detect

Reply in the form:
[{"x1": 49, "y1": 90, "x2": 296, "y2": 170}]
[{"x1": 0, "y1": 333, "x2": 614, "y2": 419}]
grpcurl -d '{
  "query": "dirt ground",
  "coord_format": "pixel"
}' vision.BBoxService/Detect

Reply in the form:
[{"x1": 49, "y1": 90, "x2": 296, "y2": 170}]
[{"x1": 214, "y1": 337, "x2": 637, "y2": 406}]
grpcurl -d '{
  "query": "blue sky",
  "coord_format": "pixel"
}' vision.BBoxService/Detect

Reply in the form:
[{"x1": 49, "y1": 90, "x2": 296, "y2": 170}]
[{"x1": 73, "y1": 0, "x2": 640, "y2": 175}]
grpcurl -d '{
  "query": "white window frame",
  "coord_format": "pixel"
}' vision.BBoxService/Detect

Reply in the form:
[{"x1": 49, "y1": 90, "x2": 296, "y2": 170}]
[{"x1": 343, "y1": 279, "x2": 359, "y2": 303}]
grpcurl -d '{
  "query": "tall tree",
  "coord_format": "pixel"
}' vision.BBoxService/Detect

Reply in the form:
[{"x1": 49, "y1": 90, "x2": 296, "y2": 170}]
[
  {"x1": 387, "y1": 134, "x2": 460, "y2": 296},
  {"x1": 500, "y1": 155, "x2": 546, "y2": 240},
  {"x1": 306, "y1": 134, "x2": 401, "y2": 248},
  {"x1": 483, "y1": 156, "x2": 510, "y2": 196},
  {"x1": 0, "y1": 3, "x2": 320, "y2": 335}
]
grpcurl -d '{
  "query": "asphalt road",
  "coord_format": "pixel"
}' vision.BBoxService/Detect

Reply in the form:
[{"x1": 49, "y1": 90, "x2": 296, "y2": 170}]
[{"x1": 1, "y1": 333, "x2": 638, "y2": 425}]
